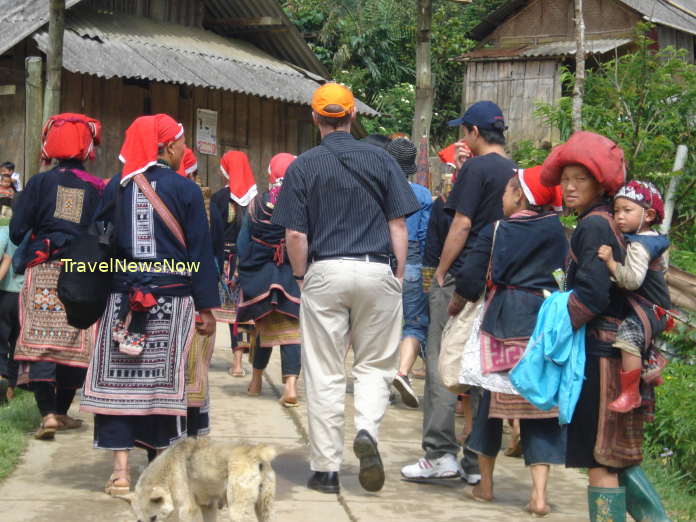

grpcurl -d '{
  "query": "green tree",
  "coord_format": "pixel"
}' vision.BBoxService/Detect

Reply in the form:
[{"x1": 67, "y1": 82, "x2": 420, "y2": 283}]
[
  {"x1": 281, "y1": 0, "x2": 506, "y2": 145},
  {"x1": 534, "y1": 27, "x2": 696, "y2": 249}
]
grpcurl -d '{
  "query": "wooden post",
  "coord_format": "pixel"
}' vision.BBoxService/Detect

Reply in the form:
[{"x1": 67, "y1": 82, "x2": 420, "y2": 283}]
[
  {"x1": 572, "y1": 0, "x2": 585, "y2": 132},
  {"x1": 412, "y1": 0, "x2": 434, "y2": 188},
  {"x1": 25, "y1": 57, "x2": 44, "y2": 180},
  {"x1": 660, "y1": 145, "x2": 688, "y2": 264},
  {"x1": 43, "y1": 0, "x2": 65, "y2": 122}
]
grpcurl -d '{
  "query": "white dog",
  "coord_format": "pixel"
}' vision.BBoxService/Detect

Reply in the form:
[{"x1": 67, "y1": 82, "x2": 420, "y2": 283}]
[{"x1": 128, "y1": 437, "x2": 276, "y2": 522}]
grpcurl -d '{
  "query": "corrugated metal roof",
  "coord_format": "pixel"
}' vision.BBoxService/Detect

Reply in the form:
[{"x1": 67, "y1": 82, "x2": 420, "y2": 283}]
[
  {"x1": 32, "y1": 9, "x2": 377, "y2": 115},
  {"x1": 467, "y1": 0, "x2": 696, "y2": 42},
  {"x1": 459, "y1": 38, "x2": 632, "y2": 61},
  {"x1": 0, "y1": 0, "x2": 83, "y2": 55},
  {"x1": 521, "y1": 38, "x2": 633, "y2": 57},
  {"x1": 204, "y1": 0, "x2": 330, "y2": 78},
  {"x1": 620, "y1": 0, "x2": 696, "y2": 35}
]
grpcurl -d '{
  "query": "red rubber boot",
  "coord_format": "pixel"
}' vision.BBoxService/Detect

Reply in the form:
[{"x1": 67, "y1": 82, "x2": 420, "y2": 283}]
[{"x1": 608, "y1": 369, "x2": 642, "y2": 413}]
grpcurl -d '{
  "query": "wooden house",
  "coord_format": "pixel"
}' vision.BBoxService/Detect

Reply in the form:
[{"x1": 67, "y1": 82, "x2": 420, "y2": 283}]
[
  {"x1": 0, "y1": 0, "x2": 376, "y2": 190},
  {"x1": 457, "y1": 0, "x2": 696, "y2": 146}
]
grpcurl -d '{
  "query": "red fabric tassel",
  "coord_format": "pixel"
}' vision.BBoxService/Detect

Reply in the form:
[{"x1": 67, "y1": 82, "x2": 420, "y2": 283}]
[
  {"x1": 129, "y1": 289, "x2": 158, "y2": 312},
  {"x1": 26, "y1": 239, "x2": 51, "y2": 268},
  {"x1": 665, "y1": 316, "x2": 676, "y2": 332}
]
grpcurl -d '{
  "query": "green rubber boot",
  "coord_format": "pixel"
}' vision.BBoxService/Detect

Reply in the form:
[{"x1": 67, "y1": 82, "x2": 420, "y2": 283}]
[
  {"x1": 619, "y1": 466, "x2": 671, "y2": 522},
  {"x1": 588, "y1": 486, "x2": 626, "y2": 522}
]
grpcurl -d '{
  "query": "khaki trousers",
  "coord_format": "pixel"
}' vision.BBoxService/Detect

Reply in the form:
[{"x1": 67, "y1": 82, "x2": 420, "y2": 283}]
[{"x1": 300, "y1": 259, "x2": 402, "y2": 472}]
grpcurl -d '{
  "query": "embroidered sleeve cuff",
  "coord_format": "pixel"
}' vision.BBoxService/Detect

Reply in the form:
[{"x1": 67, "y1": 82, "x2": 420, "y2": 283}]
[{"x1": 568, "y1": 292, "x2": 595, "y2": 330}]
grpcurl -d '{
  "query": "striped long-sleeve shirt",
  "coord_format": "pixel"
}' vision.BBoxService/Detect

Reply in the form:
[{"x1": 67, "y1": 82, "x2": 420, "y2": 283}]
[{"x1": 272, "y1": 131, "x2": 419, "y2": 258}]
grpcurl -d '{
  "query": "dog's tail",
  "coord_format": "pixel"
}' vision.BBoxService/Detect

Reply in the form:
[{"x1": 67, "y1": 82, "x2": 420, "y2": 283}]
[{"x1": 251, "y1": 444, "x2": 277, "y2": 464}]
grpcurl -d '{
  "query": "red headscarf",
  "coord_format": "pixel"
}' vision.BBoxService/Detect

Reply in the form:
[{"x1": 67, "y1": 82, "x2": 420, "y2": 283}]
[
  {"x1": 177, "y1": 147, "x2": 198, "y2": 178},
  {"x1": 541, "y1": 131, "x2": 626, "y2": 195},
  {"x1": 438, "y1": 142, "x2": 472, "y2": 183},
  {"x1": 41, "y1": 113, "x2": 101, "y2": 162},
  {"x1": 518, "y1": 166, "x2": 563, "y2": 211},
  {"x1": 119, "y1": 114, "x2": 184, "y2": 184},
  {"x1": 220, "y1": 151, "x2": 257, "y2": 207},
  {"x1": 267, "y1": 153, "x2": 296, "y2": 204}
]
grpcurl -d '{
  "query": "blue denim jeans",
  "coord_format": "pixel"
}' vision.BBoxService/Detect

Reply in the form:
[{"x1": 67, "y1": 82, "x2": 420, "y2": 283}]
[
  {"x1": 467, "y1": 390, "x2": 567, "y2": 466},
  {"x1": 402, "y1": 263, "x2": 428, "y2": 352}
]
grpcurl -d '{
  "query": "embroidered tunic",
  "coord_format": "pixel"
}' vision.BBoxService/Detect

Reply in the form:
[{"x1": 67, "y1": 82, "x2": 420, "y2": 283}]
[
  {"x1": 236, "y1": 192, "x2": 300, "y2": 322},
  {"x1": 10, "y1": 159, "x2": 102, "y2": 261},
  {"x1": 100, "y1": 165, "x2": 219, "y2": 309},
  {"x1": 456, "y1": 211, "x2": 567, "y2": 341},
  {"x1": 565, "y1": 203, "x2": 649, "y2": 469},
  {"x1": 81, "y1": 165, "x2": 219, "y2": 417},
  {"x1": 10, "y1": 160, "x2": 102, "y2": 379}
]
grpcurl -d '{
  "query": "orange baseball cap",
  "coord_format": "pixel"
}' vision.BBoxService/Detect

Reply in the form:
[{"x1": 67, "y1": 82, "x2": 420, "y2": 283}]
[{"x1": 311, "y1": 83, "x2": 355, "y2": 118}]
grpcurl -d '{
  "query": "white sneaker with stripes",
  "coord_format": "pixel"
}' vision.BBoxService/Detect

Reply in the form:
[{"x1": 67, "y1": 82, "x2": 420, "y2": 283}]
[{"x1": 400, "y1": 454, "x2": 460, "y2": 479}]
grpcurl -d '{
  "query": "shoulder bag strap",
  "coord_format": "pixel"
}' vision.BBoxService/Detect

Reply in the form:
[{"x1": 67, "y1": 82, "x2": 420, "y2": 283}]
[
  {"x1": 321, "y1": 143, "x2": 383, "y2": 208},
  {"x1": 132, "y1": 173, "x2": 187, "y2": 249}
]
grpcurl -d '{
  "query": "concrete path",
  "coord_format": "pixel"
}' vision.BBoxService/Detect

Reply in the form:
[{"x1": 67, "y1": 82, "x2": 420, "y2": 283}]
[{"x1": 0, "y1": 324, "x2": 588, "y2": 521}]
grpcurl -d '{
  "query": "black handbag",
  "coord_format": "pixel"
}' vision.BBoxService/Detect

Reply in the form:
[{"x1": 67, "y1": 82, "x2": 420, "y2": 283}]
[{"x1": 57, "y1": 187, "x2": 121, "y2": 329}]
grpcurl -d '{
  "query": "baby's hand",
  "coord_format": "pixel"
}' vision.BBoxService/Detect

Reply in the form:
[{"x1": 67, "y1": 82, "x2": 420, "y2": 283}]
[{"x1": 597, "y1": 245, "x2": 613, "y2": 262}]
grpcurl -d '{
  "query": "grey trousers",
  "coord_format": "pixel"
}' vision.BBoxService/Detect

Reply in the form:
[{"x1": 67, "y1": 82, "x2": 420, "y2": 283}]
[{"x1": 422, "y1": 274, "x2": 479, "y2": 474}]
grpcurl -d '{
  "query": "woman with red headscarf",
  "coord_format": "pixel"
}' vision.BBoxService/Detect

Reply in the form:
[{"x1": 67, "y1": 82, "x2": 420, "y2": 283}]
[
  {"x1": 445, "y1": 166, "x2": 567, "y2": 516},
  {"x1": 10, "y1": 113, "x2": 105, "y2": 440},
  {"x1": 80, "y1": 114, "x2": 219, "y2": 497},
  {"x1": 211, "y1": 151, "x2": 257, "y2": 377},
  {"x1": 541, "y1": 131, "x2": 668, "y2": 522},
  {"x1": 236, "y1": 153, "x2": 301, "y2": 406}
]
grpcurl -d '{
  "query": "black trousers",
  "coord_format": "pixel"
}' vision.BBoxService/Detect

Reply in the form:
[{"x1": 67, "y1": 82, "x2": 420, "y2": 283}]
[
  {"x1": 30, "y1": 364, "x2": 86, "y2": 416},
  {"x1": 0, "y1": 290, "x2": 19, "y2": 386},
  {"x1": 34, "y1": 383, "x2": 76, "y2": 416}
]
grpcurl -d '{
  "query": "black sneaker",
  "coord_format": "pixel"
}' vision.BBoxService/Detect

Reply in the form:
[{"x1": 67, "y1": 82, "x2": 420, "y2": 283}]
[
  {"x1": 393, "y1": 373, "x2": 419, "y2": 408},
  {"x1": 307, "y1": 471, "x2": 340, "y2": 494},
  {"x1": 353, "y1": 429, "x2": 385, "y2": 492}
]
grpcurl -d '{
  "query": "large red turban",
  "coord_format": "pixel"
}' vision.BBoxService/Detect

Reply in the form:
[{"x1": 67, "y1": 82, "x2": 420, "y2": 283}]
[
  {"x1": 41, "y1": 113, "x2": 101, "y2": 162},
  {"x1": 220, "y1": 151, "x2": 257, "y2": 206},
  {"x1": 541, "y1": 131, "x2": 626, "y2": 195},
  {"x1": 119, "y1": 114, "x2": 183, "y2": 184}
]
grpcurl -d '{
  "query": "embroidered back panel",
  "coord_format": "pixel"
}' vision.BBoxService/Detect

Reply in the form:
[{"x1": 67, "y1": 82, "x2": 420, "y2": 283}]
[
  {"x1": 81, "y1": 292, "x2": 194, "y2": 416},
  {"x1": 14, "y1": 262, "x2": 93, "y2": 367}
]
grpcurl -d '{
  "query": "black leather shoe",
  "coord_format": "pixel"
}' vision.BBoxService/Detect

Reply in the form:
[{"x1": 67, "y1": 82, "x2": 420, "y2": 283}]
[
  {"x1": 353, "y1": 429, "x2": 385, "y2": 492},
  {"x1": 307, "y1": 471, "x2": 340, "y2": 494}
]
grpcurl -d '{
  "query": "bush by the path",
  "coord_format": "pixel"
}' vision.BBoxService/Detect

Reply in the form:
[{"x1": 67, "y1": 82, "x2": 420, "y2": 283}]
[
  {"x1": 644, "y1": 362, "x2": 696, "y2": 497},
  {"x1": 0, "y1": 389, "x2": 41, "y2": 480}
]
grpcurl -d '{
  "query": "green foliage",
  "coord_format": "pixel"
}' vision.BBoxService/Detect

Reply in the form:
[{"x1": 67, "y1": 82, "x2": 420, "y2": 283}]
[
  {"x1": 511, "y1": 139, "x2": 551, "y2": 168},
  {"x1": 282, "y1": 0, "x2": 505, "y2": 145},
  {"x1": 361, "y1": 83, "x2": 416, "y2": 136},
  {"x1": 643, "y1": 362, "x2": 696, "y2": 496},
  {"x1": 671, "y1": 250, "x2": 696, "y2": 273},
  {"x1": 0, "y1": 389, "x2": 41, "y2": 480},
  {"x1": 534, "y1": 26, "x2": 696, "y2": 251},
  {"x1": 642, "y1": 456, "x2": 696, "y2": 521}
]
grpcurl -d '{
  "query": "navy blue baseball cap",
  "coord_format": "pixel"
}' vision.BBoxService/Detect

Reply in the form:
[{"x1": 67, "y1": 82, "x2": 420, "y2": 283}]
[{"x1": 447, "y1": 100, "x2": 506, "y2": 130}]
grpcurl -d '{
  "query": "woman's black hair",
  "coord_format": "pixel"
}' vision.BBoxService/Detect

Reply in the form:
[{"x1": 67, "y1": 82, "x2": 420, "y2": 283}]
[
  {"x1": 361, "y1": 134, "x2": 392, "y2": 150},
  {"x1": 464, "y1": 120, "x2": 506, "y2": 146}
]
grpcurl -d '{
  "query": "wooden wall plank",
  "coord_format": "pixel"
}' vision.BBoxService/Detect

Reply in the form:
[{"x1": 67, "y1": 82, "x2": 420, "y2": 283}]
[
  {"x1": 258, "y1": 98, "x2": 275, "y2": 188},
  {"x1": 247, "y1": 95, "x2": 262, "y2": 181}
]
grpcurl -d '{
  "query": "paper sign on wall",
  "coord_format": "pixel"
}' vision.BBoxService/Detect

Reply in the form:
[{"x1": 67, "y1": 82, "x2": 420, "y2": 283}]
[{"x1": 196, "y1": 108, "x2": 218, "y2": 155}]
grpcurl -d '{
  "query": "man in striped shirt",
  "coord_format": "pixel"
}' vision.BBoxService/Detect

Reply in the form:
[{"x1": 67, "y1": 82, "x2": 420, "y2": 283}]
[{"x1": 272, "y1": 83, "x2": 419, "y2": 495}]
